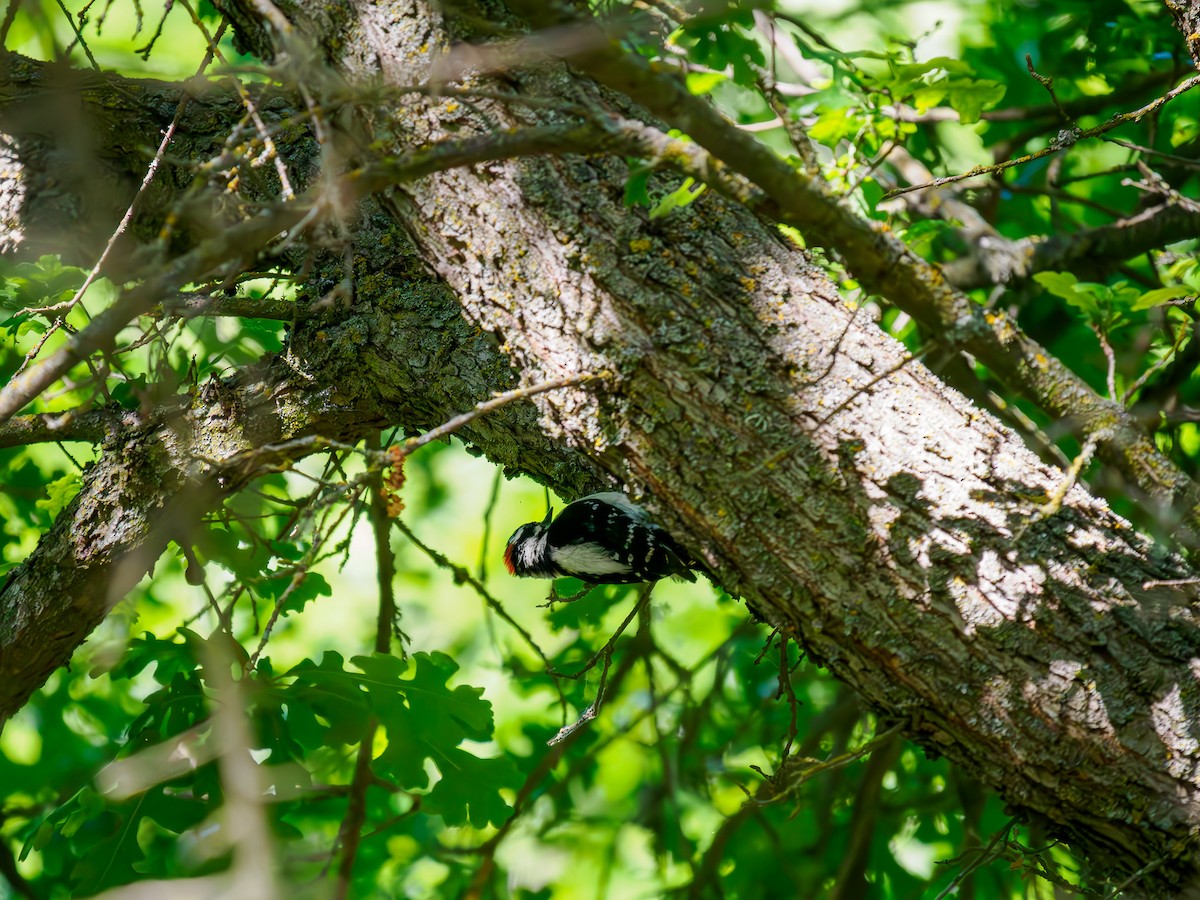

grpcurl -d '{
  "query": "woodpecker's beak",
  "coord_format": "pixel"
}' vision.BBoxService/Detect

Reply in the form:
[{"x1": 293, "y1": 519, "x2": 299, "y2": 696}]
[{"x1": 541, "y1": 507, "x2": 554, "y2": 526}]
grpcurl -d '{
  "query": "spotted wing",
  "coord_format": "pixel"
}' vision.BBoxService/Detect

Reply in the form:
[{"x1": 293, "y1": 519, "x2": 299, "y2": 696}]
[{"x1": 547, "y1": 498, "x2": 695, "y2": 583}]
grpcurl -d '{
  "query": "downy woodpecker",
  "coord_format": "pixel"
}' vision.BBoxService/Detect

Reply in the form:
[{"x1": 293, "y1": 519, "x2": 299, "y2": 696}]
[{"x1": 504, "y1": 492, "x2": 696, "y2": 584}]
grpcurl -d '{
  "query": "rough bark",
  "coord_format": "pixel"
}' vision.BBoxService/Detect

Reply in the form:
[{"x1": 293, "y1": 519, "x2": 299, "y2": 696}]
[
  {"x1": 0, "y1": 208, "x2": 599, "y2": 723},
  {"x1": 940, "y1": 202, "x2": 1200, "y2": 290},
  {"x1": 283, "y1": 0, "x2": 1200, "y2": 891},
  {"x1": 1169, "y1": 0, "x2": 1200, "y2": 69},
  {"x1": 0, "y1": 52, "x2": 307, "y2": 264},
  {"x1": 1, "y1": 1, "x2": 1200, "y2": 895}
]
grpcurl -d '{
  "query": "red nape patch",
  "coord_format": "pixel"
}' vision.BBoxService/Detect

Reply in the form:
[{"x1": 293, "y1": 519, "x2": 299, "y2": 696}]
[{"x1": 503, "y1": 543, "x2": 516, "y2": 575}]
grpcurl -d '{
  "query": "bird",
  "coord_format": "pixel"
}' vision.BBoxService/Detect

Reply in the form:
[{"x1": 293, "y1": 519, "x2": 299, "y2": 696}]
[{"x1": 503, "y1": 491, "x2": 697, "y2": 584}]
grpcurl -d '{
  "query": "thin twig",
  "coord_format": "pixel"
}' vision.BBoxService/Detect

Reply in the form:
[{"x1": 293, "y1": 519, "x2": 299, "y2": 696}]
[
  {"x1": 933, "y1": 818, "x2": 1018, "y2": 900},
  {"x1": 547, "y1": 647, "x2": 614, "y2": 747},
  {"x1": 1094, "y1": 326, "x2": 1118, "y2": 402},
  {"x1": 0, "y1": 0, "x2": 24, "y2": 45},
  {"x1": 1102, "y1": 857, "x2": 1166, "y2": 899},
  {"x1": 816, "y1": 347, "x2": 930, "y2": 428},
  {"x1": 397, "y1": 371, "x2": 612, "y2": 458},
  {"x1": 545, "y1": 584, "x2": 654, "y2": 745},
  {"x1": 332, "y1": 433, "x2": 399, "y2": 899},
  {"x1": 1143, "y1": 576, "x2": 1200, "y2": 590},
  {"x1": 54, "y1": 0, "x2": 100, "y2": 71},
  {"x1": 883, "y1": 72, "x2": 1200, "y2": 200},
  {"x1": 1012, "y1": 437, "x2": 1098, "y2": 546},
  {"x1": 776, "y1": 633, "x2": 800, "y2": 757},
  {"x1": 546, "y1": 585, "x2": 652, "y2": 681},
  {"x1": 1025, "y1": 54, "x2": 1068, "y2": 122},
  {"x1": 743, "y1": 345, "x2": 929, "y2": 479},
  {"x1": 767, "y1": 723, "x2": 905, "y2": 804},
  {"x1": 1106, "y1": 137, "x2": 1200, "y2": 170},
  {"x1": 245, "y1": 488, "x2": 360, "y2": 670},
  {"x1": 178, "y1": 0, "x2": 295, "y2": 200},
  {"x1": 392, "y1": 517, "x2": 555, "y2": 673}
]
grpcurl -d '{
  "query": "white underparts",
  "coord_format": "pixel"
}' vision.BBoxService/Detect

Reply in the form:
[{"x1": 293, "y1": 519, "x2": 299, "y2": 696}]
[{"x1": 551, "y1": 541, "x2": 633, "y2": 577}]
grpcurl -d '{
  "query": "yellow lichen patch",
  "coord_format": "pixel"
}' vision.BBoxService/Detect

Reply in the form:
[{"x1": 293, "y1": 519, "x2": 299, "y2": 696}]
[
  {"x1": 740, "y1": 277, "x2": 757, "y2": 292},
  {"x1": 629, "y1": 238, "x2": 653, "y2": 253}
]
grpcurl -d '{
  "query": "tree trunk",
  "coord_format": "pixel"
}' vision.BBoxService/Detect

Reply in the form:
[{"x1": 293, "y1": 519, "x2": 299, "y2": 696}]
[
  {"x1": 2, "y1": 1, "x2": 1200, "y2": 893},
  {"x1": 297, "y1": 1, "x2": 1200, "y2": 890}
]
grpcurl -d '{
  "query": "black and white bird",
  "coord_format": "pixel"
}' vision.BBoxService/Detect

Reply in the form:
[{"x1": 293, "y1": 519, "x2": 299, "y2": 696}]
[{"x1": 503, "y1": 492, "x2": 697, "y2": 584}]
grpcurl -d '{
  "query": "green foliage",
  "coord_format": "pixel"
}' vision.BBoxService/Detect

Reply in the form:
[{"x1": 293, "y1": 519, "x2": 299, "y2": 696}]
[
  {"x1": 649, "y1": 177, "x2": 707, "y2": 219},
  {"x1": 1, "y1": 439, "x2": 1044, "y2": 898},
  {"x1": 4, "y1": 0, "x2": 1200, "y2": 897},
  {"x1": 0, "y1": 256, "x2": 91, "y2": 317},
  {"x1": 1033, "y1": 271, "x2": 1142, "y2": 331},
  {"x1": 672, "y1": 5, "x2": 767, "y2": 87},
  {"x1": 34, "y1": 472, "x2": 82, "y2": 518},
  {"x1": 868, "y1": 56, "x2": 1007, "y2": 124}
]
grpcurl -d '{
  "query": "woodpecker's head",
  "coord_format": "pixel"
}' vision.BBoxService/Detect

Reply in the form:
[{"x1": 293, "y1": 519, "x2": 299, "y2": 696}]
[{"x1": 504, "y1": 508, "x2": 554, "y2": 577}]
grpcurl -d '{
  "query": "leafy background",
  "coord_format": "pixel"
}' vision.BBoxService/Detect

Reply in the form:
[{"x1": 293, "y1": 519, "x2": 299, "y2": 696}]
[{"x1": 3, "y1": 0, "x2": 1199, "y2": 896}]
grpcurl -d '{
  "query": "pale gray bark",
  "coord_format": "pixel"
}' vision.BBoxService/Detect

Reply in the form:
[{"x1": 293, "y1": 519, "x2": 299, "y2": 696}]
[
  {"x1": 0, "y1": 200, "x2": 597, "y2": 722},
  {"x1": 286, "y1": 1, "x2": 1200, "y2": 890},
  {"x1": 1169, "y1": 0, "x2": 1200, "y2": 69},
  {"x1": 0, "y1": 53, "x2": 306, "y2": 262},
  {"x1": 1, "y1": 2, "x2": 1200, "y2": 894}
]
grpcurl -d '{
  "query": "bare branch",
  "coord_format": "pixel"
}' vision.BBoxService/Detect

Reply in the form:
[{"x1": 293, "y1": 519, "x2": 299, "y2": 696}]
[
  {"x1": 0, "y1": 123, "x2": 619, "y2": 426},
  {"x1": 883, "y1": 72, "x2": 1200, "y2": 200},
  {"x1": 942, "y1": 202, "x2": 1200, "y2": 289},
  {"x1": 0, "y1": 407, "x2": 127, "y2": 449}
]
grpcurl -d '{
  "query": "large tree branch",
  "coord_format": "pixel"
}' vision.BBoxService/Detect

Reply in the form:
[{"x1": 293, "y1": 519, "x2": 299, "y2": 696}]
[
  {"x1": 883, "y1": 147, "x2": 1200, "y2": 290},
  {"x1": 502, "y1": 2, "x2": 1200, "y2": 540},
  {"x1": 942, "y1": 201, "x2": 1200, "y2": 289},
  {"x1": 237, "y1": 0, "x2": 1200, "y2": 890},
  {"x1": 0, "y1": 109, "x2": 619, "y2": 423},
  {"x1": 5, "y1": 1, "x2": 1200, "y2": 893},
  {"x1": 0, "y1": 51, "x2": 304, "y2": 262},
  {"x1": 0, "y1": 202, "x2": 599, "y2": 723},
  {"x1": 0, "y1": 408, "x2": 119, "y2": 449},
  {"x1": 5, "y1": 47, "x2": 1194, "y2": 535}
]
